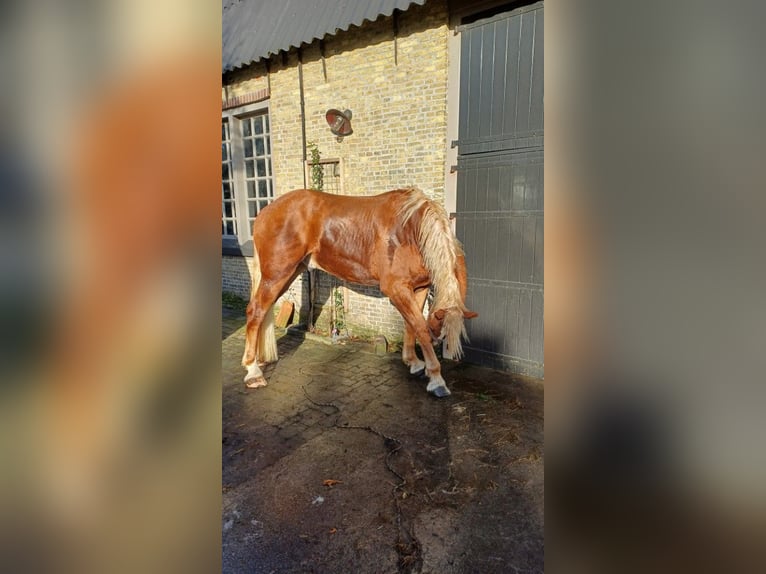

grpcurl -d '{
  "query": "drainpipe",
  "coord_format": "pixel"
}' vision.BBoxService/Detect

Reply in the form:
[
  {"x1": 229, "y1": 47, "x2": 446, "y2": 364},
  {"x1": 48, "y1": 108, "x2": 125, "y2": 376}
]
[
  {"x1": 297, "y1": 48, "x2": 315, "y2": 328},
  {"x1": 298, "y1": 49, "x2": 308, "y2": 189}
]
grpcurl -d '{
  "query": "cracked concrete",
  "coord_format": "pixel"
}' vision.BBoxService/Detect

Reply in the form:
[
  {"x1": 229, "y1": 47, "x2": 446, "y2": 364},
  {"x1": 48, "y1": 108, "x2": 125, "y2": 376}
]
[{"x1": 222, "y1": 308, "x2": 543, "y2": 573}]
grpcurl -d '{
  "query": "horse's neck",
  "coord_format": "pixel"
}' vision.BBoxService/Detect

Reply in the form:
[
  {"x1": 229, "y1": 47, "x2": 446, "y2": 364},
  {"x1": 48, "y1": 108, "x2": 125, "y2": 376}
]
[
  {"x1": 433, "y1": 280, "x2": 462, "y2": 310},
  {"x1": 455, "y1": 253, "x2": 468, "y2": 302},
  {"x1": 413, "y1": 201, "x2": 465, "y2": 312},
  {"x1": 431, "y1": 253, "x2": 465, "y2": 311}
]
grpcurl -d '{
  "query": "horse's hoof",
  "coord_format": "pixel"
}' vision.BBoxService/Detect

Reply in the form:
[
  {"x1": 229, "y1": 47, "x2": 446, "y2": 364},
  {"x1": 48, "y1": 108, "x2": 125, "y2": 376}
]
[
  {"x1": 245, "y1": 377, "x2": 268, "y2": 389},
  {"x1": 410, "y1": 367, "x2": 427, "y2": 379},
  {"x1": 428, "y1": 385, "x2": 451, "y2": 398}
]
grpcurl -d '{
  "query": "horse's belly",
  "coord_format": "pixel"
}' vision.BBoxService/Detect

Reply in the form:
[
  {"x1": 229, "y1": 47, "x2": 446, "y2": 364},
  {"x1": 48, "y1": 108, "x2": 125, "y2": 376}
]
[{"x1": 308, "y1": 253, "x2": 378, "y2": 286}]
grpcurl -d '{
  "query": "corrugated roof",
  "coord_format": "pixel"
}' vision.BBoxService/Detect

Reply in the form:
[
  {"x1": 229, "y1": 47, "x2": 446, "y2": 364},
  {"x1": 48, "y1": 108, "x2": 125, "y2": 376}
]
[{"x1": 223, "y1": 0, "x2": 427, "y2": 72}]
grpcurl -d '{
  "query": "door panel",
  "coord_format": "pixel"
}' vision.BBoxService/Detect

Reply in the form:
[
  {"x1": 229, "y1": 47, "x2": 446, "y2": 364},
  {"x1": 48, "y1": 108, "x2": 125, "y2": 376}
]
[{"x1": 455, "y1": 2, "x2": 544, "y2": 377}]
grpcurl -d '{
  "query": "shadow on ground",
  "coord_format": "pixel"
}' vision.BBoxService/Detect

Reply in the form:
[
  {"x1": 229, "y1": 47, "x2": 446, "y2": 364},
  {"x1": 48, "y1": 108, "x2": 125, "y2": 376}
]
[{"x1": 222, "y1": 307, "x2": 543, "y2": 574}]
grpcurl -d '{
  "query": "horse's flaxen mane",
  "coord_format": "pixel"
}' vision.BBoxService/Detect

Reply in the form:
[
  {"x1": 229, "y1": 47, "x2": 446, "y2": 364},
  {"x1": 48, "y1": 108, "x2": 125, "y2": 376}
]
[{"x1": 398, "y1": 187, "x2": 468, "y2": 359}]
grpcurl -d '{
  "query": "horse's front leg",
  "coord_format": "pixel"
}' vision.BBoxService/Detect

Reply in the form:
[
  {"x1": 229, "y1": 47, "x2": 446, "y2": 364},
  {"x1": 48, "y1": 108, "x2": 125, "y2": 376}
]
[
  {"x1": 401, "y1": 288, "x2": 429, "y2": 377},
  {"x1": 387, "y1": 285, "x2": 450, "y2": 397}
]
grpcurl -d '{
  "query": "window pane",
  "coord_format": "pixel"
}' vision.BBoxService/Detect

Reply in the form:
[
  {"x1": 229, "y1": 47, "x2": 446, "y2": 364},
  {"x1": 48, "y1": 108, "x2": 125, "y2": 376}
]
[
  {"x1": 222, "y1": 163, "x2": 229, "y2": 180},
  {"x1": 222, "y1": 122, "x2": 228, "y2": 140},
  {"x1": 227, "y1": 111, "x2": 274, "y2": 230}
]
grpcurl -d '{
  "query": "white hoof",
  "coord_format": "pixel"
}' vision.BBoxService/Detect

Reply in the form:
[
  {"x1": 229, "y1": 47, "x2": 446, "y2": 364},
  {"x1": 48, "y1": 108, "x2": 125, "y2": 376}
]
[
  {"x1": 409, "y1": 359, "x2": 426, "y2": 376},
  {"x1": 426, "y1": 378, "x2": 451, "y2": 397},
  {"x1": 245, "y1": 377, "x2": 268, "y2": 389},
  {"x1": 244, "y1": 362, "x2": 265, "y2": 388}
]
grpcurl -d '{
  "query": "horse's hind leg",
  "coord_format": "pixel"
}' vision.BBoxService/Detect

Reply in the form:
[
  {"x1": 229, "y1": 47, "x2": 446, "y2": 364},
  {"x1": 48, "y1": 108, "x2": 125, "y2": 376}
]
[
  {"x1": 386, "y1": 283, "x2": 450, "y2": 397},
  {"x1": 402, "y1": 288, "x2": 428, "y2": 377},
  {"x1": 242, "y1": 297, "x2": 270, "y2": 388},
  {"x1": 243, "y1": 267, "x2": 301, "y2": 388}
]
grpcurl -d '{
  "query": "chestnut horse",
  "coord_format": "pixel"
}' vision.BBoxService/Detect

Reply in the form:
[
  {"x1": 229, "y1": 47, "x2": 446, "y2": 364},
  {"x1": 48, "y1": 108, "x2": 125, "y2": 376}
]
[{"x1": 242, "y1": 187, "x2": 477, "y2": 397}]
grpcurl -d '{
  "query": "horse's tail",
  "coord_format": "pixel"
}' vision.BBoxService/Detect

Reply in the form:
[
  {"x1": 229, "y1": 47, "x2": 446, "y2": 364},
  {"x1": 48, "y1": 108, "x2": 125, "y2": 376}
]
[
  {"x1": 251, "y1": 244, "x2": 278, "y2": 363},
  {"x1": 399, "y1": 188, "x2": 468, "y2": 360}
]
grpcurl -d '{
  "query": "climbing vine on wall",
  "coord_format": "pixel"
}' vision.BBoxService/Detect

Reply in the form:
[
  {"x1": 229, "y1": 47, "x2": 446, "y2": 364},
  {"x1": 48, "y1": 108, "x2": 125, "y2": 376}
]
[
  {"x1": 333, "y1": 287, "x2": 346, "y2": 334},
  {"x1": 307, "y1": 141, "x2": 323, "y2": 191}
]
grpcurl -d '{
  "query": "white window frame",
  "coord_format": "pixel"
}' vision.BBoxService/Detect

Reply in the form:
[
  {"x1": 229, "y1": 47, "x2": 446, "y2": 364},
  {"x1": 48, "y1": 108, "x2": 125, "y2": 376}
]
[
  {"x1": 222, "y1": 120, "x2": 237, "y2": 237},
  {"x1": 221, "y1": 100, "x2": 276, "y2": 255}
]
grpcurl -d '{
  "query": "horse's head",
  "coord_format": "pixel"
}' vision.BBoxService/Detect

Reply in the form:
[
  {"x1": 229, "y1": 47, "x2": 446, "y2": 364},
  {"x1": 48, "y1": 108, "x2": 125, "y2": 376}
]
[{"x1": 427, "y1": 307, "x2": 478, "y2": 359}]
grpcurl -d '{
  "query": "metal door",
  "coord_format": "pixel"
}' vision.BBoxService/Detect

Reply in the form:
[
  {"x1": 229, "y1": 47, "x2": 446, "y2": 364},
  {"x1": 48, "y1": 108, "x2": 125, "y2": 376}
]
[{"x1": 454, "y1": 2, "x2": 544, "y2": 377}]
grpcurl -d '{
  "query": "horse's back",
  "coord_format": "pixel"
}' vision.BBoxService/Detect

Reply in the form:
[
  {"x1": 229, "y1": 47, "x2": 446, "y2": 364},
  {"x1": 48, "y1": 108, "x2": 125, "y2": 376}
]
[
  {"x1": 255, "y1": 188, "x2": 415, "y2": 232},
  {"x1": 266, "y1": 187, "x2": 411, "y2": 210}
]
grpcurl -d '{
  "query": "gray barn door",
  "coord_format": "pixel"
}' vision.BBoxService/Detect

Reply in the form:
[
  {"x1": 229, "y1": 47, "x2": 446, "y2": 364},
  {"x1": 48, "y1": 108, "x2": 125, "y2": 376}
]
[{"x1": 454, "y1": 2, "x2": 543, "y2": 377}]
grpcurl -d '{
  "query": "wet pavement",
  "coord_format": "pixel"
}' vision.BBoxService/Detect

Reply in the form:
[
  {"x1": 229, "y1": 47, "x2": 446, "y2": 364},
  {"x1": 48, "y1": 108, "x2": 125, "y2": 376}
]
[{"x1": 222, "y1": 308, "x2": 544, "y2": 574}]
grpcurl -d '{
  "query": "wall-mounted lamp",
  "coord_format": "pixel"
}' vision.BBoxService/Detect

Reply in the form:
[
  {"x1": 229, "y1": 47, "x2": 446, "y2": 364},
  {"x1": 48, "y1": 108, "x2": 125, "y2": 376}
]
[{"x1": 325, "y1": 109, "x2": 353, "y2": 136}]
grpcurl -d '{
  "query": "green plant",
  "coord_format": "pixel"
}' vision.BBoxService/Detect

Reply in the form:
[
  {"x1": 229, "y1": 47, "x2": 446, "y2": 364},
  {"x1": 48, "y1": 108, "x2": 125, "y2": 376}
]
[
  {"x1": 333, "y1": 286, "x2": 346, "y2": 333},
  {"x1": 307, "y1": 141, "x2": 323, "y2": 191},
  {"x1": 222, "y1": 291, "x2": 248, "y2": 312}
]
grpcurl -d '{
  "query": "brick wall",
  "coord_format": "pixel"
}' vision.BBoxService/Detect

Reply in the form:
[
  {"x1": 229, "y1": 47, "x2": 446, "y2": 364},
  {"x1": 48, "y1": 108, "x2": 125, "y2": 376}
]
[
  {"x1": 221, "y1": 255, "x2": 253, "y2": 300},
  {"x1": 267, "y1": 0, "x2": 449, "y2": 201},
  {"x1": 310, "y1": 274, "x2": 406, "y2": 340},
  {"x1": 222, "y1": 61, "x2": 269, "y2": 102},
  {"x1": 222, "y1": 0, "x2": 449, "y2": 341}
]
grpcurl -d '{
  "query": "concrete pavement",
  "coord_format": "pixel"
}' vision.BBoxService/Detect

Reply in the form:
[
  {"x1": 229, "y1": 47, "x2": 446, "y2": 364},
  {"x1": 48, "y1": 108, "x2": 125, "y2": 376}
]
[{"x1": 222, "y1": 308, "x2": 543, "y2": 573}]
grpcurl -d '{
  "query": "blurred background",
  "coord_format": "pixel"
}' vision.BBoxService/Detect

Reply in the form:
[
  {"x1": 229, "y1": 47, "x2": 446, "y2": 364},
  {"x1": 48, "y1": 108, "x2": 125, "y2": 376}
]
[
  {"x1": 546, "y1": 0, "x2": 766, "y2": 571},
  {"x1": 0, "y1": 1, "x2": 221, "y2": 572}
]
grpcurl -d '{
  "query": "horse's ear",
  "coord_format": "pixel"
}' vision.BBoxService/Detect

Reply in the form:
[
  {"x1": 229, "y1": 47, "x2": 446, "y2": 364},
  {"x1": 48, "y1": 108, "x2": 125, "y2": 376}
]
[
  {"x1": 464, "y1": 310, "x2": 478, "y2": 319},
  {"x1": 434, "y1": 309, "x2": 446, "y2": 321}
]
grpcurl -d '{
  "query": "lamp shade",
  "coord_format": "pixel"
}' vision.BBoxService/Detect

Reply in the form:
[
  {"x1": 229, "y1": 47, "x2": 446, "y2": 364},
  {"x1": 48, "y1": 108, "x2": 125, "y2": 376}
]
[{"x1": 325, "y1": 109, "x2": 353, "y2": 136}]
